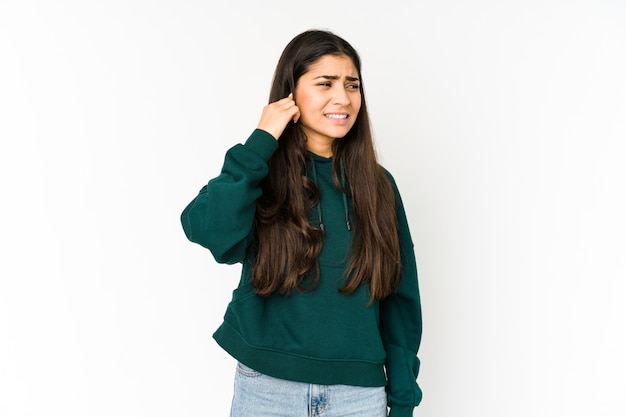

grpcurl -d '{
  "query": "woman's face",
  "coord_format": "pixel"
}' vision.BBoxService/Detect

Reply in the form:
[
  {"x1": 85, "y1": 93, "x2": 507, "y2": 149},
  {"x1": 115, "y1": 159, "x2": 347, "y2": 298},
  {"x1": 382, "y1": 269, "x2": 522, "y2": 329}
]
[{"x1": 294, "y1": 54, "x2": 362, "y2": 147}]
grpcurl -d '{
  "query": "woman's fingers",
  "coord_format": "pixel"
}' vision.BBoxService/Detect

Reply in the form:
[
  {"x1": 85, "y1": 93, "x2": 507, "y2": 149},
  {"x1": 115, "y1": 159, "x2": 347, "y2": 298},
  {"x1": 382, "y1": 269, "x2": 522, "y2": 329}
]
[{"x1": 257, "y1": 94, "x2": 300, "y2": 140}]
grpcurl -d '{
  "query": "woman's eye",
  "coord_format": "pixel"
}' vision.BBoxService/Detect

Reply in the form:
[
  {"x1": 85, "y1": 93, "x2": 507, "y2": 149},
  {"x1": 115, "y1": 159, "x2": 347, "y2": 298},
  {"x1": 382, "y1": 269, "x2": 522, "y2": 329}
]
[
  {"x1": 347, "y1": 84, "x2": 360, "y2": 90},
  {"x1": 318, "y1": 82, "x2": 331, "y2": 87}
]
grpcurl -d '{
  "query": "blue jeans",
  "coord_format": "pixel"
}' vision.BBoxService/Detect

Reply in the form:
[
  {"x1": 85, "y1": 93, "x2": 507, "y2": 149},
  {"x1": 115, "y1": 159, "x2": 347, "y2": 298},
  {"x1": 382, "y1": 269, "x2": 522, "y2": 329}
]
[{"x1": 230, "y1": 362, "x2": 388, "y2": 417}]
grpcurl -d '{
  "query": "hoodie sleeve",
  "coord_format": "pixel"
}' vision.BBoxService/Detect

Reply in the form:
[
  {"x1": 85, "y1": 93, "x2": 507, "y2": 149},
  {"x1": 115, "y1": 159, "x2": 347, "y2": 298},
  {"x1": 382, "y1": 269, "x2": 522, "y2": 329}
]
[
  {"x1": 180, "y1": 129, "x2": 278, "y2": 264},
  {"x1": 380, "y1": 171, "x2": 423, "y2": 417}
]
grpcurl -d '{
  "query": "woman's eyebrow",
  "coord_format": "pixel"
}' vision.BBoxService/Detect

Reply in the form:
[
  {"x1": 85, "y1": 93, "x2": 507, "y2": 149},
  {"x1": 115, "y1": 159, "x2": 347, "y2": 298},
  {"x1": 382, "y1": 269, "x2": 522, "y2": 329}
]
[{"x1": 313, "y1": 75, "x2": 360, "y2": 82}]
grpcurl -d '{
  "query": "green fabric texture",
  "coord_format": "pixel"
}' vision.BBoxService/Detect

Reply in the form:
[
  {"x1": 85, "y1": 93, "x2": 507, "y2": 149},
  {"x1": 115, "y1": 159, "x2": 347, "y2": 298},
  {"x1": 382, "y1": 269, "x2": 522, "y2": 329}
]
[{"x1": 181, "y1": 129, "x2": 422, "y2": 415}]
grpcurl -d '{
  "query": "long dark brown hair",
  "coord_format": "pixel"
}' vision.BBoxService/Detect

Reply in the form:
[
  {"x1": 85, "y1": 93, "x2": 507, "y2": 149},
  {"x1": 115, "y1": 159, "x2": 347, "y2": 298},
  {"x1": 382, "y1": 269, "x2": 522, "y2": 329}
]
[{"x1": 252, "y1": 30, "x2": 401, "y2": 303}]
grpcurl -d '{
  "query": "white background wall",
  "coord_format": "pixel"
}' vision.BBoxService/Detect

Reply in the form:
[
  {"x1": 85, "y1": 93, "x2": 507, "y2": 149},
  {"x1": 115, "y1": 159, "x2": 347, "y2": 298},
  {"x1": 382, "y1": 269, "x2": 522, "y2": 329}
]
[{"x1": 1, "y1": 1, "x2": 625, "y2": 416}]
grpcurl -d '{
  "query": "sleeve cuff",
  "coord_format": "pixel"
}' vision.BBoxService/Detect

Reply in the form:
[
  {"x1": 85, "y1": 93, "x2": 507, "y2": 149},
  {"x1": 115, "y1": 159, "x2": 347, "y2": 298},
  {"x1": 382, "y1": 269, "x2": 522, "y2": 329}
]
[
  {"x1": 388, "y1": 405, "x2": 415, "y2": 417},
  {"x1": 244, "y1": 129, "x2": 279, "y2": 161}
]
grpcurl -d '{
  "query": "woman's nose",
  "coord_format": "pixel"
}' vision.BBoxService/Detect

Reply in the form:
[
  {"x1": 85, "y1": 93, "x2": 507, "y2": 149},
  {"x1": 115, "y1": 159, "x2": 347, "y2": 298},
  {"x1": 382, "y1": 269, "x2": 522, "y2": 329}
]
[{"x1": 332, "y1": 86, "x2": 350, "y2": 105}]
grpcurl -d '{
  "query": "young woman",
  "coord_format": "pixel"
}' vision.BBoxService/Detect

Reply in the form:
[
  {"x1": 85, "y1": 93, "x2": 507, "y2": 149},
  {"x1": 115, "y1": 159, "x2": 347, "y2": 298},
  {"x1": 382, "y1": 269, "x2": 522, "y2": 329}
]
[{"x1": 181, "y1": 29, "x2": 422, "y2": 417}]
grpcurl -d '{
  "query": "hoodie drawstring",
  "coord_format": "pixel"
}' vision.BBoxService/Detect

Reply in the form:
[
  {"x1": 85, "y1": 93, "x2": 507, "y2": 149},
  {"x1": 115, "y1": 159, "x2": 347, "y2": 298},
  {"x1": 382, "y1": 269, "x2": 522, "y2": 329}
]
[
  {"x1": 309, "y1": 154, "x2": 351, "y2": 233},
  {"x1": 339, "y1": 160, "x2": 351, "y2": 231}
]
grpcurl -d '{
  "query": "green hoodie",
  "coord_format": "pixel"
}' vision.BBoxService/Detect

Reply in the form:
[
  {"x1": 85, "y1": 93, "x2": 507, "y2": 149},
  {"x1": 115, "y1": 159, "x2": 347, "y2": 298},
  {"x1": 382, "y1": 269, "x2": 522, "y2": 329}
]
[{"x1": 181, "y1": 129, "x2": 422, "y2": 417}]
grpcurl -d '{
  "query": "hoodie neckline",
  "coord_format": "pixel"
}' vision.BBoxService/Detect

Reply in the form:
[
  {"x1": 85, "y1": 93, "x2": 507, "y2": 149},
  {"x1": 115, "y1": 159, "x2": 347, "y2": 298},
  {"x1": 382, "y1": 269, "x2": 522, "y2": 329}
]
[{"x1": 308, "y1": 151, "x2": 333, "y2": 162}]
